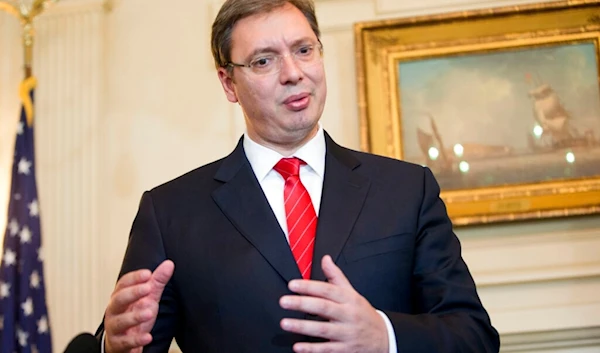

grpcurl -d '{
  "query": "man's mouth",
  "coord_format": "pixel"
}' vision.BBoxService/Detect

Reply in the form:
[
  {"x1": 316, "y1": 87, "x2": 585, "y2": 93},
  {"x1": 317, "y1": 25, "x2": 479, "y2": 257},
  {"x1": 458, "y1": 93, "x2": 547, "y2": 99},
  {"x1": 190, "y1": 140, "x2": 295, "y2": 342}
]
[{"x1": 283, "y1": 93, "x2": 310, "y2": 111}]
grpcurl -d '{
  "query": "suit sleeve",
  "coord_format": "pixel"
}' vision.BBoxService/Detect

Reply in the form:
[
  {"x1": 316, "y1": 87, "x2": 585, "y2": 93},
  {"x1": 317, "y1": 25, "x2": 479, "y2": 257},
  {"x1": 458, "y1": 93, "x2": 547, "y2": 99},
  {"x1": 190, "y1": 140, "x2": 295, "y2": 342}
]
[
  {"x1": 383, "y1": 167, "x2": 500, "y2": 353},
  {"x1": 96, "y1": 191, "x2": 179, "y2": 353}
]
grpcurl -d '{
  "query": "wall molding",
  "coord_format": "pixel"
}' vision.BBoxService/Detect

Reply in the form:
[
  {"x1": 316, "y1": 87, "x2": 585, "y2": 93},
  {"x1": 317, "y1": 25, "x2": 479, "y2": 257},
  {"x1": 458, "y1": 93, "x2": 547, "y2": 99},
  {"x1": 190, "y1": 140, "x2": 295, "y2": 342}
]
[
  {"x1": 501, "y1": 326, "x2": 600, "y2": 352},
  {"x1": 476, "y1": 264, "x2": 600, "y2": 287},
  {"x1": 373, "y1": 0, "x2": 547, "y2": 16},
  {"x1": 463, "y1": 227, "x2": 600, "y2": 287},
  {"x1": 23, "y1": 9, "x2": 106, "y2": 351},
  {"x1": 316, "y1": 0, "x2": 556, "y2": 32},
  {"x1": 464, "y1": 227, "x2": 600, "y2": 250}
]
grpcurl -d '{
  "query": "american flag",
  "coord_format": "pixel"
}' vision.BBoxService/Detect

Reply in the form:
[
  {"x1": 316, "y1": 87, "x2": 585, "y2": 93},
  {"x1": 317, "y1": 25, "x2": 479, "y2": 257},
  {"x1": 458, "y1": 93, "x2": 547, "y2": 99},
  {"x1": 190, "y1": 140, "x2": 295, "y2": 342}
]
[{"x1": 0, "y1": 77, "x2": 52, "y2": 352}]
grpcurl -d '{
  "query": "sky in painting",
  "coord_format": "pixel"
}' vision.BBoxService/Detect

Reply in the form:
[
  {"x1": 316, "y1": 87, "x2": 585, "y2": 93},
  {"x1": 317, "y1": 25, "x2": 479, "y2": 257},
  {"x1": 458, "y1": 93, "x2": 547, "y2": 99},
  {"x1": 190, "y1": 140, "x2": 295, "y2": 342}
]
[{"x1": 399, "y1": 42, "x2": 600, "y2": 160}]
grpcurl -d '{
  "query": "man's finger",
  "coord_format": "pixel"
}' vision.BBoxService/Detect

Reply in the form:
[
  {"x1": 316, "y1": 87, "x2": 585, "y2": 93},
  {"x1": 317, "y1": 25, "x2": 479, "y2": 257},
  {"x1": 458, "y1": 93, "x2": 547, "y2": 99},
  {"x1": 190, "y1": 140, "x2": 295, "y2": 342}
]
[
  {"x1": 114, "y1": 269, "x2": 152, "y2": 292},
  {"x1": 107, "y1": 282, "x2": 152, "y2": 315},
  {"x1": 106, "y1": 308, "x2": 155, "y2": 335},
  {"x1": 107, "y1": 332, "x2": 153, "y2": 352},
  {"x1": 280, "y1": 295, "x2": 345, "y2": 321},
  {"x1": 148, "y1": 260, "x2": 175, "y2": 302},
  {"x1": 321, "y1": 255, "x2": 351, "y2": 288},
  {"x1": 280, "y1": 318, "x2": 344, "y2": 341},
  {"x1": 288, "y1": 279, "x2": 345, "y2": 303},
  {"x1": 292, "y1": 341, "x2": 345, "y2": 353}
]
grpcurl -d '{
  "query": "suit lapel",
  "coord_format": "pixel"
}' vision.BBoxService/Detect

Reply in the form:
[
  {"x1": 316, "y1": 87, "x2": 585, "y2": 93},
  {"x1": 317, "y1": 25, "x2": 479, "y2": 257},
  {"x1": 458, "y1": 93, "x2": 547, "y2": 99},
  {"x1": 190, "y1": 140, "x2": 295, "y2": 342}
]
[
  {"x1": 211, "y1": 138, "x2": 301, "y2": 283},
  {"x1": 311, "y1": 134, "x2": 370, "y2": 281}
]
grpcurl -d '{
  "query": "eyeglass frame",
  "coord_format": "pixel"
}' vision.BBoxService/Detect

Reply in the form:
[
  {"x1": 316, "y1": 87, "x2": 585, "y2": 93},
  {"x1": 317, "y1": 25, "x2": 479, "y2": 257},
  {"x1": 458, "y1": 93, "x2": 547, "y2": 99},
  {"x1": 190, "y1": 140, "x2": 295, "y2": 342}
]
[{"x1": 223, "y1": 41, "x2": 324, "y2": 75}]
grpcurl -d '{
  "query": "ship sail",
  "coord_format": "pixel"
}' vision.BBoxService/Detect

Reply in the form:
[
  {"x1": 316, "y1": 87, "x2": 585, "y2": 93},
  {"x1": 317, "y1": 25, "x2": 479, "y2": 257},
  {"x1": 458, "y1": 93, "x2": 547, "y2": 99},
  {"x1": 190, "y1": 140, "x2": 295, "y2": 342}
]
[{"x1": 528, "y1": 84, "x2": 570, "y2": 132}]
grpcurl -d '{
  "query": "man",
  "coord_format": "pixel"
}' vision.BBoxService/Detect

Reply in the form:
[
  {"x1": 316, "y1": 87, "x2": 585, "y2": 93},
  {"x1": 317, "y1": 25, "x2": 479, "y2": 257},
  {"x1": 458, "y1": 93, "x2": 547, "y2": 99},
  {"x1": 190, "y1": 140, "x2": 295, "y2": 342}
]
[{"x1": 98, "y1": 0, "x2": 500, "y2": 352}]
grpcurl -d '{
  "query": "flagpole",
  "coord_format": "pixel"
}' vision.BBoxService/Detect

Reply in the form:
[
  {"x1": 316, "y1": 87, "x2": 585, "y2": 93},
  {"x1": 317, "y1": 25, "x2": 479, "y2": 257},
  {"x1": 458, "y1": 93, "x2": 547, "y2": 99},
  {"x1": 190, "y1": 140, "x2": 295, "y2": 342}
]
[{"x1": 23, "y1": 22, "x2": 33, "y2": 78}]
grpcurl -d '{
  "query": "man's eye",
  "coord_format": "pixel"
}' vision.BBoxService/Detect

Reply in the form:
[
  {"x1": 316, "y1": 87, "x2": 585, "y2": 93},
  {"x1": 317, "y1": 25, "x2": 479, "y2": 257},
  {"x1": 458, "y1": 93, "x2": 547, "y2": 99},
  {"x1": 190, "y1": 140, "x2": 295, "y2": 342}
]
[
  {"x1": 297, "y1": 46, "x2": 313, "y2": 56},
  {"x1": 252, "y1": 57, "x2": 273, "y2": 67}
]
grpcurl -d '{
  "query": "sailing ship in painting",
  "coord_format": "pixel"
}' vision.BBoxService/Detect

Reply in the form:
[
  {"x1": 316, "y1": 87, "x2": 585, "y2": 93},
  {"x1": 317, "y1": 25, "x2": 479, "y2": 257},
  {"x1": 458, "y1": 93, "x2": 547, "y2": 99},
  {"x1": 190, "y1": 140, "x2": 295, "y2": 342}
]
[
  {"x1": 414, "y1": 76, "x2": 600, "y2": 189},
  {"x1": 527, "y1": 80, "x2": 599, "y2": 151}
]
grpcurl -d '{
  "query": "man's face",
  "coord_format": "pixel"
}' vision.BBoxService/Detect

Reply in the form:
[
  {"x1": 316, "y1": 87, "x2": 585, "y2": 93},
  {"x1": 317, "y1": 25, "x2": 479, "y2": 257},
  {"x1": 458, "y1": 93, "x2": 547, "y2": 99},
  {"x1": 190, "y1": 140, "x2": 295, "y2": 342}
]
[{"x1": 217, "y1": 3, "x2": 327, "y2": 152}]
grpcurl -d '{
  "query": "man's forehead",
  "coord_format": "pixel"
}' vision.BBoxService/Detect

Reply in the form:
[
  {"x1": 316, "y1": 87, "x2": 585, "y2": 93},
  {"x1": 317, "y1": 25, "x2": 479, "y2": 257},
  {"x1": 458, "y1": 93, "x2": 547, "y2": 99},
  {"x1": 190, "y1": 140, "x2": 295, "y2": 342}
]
[{"x1": 230, "y1": 4, "x2": 314, "y2": 54}]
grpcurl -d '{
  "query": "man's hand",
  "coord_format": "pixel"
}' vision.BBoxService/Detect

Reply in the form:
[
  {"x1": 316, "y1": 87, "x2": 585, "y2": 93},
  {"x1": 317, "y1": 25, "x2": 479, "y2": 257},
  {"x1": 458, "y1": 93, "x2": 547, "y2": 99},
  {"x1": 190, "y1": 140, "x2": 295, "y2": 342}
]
[
  {"x1": 104, "y1": 260, "x2": 175, "y2": 353},
  {"x1": 279, "y1": 255, "x2": 389, "y2": 353}
]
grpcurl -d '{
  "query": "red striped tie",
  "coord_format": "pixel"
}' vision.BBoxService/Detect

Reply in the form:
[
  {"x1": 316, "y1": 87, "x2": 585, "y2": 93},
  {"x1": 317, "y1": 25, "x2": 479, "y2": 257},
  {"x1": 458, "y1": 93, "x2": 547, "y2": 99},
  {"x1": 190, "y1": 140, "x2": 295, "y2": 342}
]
[{"x1": 274, "y1": 158, "x2": 317, "y2": 279}]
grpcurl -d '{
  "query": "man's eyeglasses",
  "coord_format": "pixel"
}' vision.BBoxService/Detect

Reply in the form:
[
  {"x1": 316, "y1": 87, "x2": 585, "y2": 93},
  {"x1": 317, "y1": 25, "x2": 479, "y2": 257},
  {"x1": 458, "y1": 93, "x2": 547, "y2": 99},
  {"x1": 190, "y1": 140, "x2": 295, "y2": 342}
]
[{"x1": 225, "y1": 43, "x2": 323, "y2": 76}]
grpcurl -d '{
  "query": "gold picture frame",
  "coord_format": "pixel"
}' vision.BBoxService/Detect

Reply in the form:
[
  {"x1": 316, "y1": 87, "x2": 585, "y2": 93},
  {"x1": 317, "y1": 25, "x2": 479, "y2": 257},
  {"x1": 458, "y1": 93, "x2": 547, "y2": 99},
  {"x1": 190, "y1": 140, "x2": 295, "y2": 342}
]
[{"x1": 355, "y1": 0, "x2": 600, "y2": 226}]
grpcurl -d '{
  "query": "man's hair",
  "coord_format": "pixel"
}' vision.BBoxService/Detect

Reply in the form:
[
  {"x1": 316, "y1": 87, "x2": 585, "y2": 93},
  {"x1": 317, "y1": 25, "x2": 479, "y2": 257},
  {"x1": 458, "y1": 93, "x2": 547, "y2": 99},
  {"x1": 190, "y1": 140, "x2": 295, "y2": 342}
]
[{"x1": 211, "y1": 0, "x2": 321, "y2": 69}]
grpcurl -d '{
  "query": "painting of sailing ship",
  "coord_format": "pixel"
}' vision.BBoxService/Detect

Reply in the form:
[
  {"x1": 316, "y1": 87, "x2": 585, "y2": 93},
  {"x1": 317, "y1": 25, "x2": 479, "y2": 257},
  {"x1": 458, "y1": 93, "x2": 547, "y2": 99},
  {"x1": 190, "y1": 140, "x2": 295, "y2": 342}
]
[{"x1": 399, "y1": 41, "x2": 600, "y2": 191}]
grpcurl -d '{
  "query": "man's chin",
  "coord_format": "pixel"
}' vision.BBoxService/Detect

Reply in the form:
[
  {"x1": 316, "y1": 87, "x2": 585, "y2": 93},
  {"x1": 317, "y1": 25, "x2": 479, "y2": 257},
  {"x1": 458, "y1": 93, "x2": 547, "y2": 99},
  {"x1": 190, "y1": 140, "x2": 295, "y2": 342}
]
[{"x1": 288, "y1": 120, "x2": 319, "y2": 139}]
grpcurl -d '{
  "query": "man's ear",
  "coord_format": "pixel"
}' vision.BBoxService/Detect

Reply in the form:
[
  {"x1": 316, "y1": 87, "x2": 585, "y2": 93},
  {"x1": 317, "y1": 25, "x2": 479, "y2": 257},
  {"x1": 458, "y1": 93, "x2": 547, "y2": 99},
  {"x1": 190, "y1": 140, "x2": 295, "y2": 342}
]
[{"x1": 217, "y1": 67, "x2": 238, "y2": 103}]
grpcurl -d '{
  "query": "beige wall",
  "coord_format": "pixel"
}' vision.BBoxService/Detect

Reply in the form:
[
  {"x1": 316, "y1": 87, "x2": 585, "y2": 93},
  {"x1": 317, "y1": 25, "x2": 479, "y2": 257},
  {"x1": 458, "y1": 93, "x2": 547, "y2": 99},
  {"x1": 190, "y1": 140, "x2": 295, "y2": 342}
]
[{"x1": 0, "y1": 0, "x2": 599, "y2": 351}]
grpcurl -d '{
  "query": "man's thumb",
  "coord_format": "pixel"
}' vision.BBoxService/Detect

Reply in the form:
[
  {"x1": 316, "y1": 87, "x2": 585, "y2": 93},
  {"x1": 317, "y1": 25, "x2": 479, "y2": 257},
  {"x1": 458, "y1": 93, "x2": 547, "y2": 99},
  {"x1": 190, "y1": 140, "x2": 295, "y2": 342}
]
[
  {"x1": 149, "y1": 260, "x2": 175, "y2": 300},
  {"x1": 321, "y1": 255, "x2": 350, "y2": 287}
]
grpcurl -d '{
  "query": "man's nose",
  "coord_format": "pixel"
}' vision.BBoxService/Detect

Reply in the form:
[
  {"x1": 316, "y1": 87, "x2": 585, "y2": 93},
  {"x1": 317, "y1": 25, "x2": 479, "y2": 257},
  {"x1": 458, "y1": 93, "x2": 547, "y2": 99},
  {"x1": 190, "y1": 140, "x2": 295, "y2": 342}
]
[{"x1": 279, "y1": 55, "x2": 303, "y2": 84}]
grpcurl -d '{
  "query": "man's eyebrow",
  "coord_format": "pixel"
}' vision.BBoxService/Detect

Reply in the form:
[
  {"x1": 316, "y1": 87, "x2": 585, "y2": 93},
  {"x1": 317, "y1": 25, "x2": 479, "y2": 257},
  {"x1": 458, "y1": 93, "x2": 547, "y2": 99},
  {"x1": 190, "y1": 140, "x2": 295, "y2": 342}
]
[
  {"x1": 245, "y1": 46, "x2": 278, "y2": 61},
  {"x1": 244, "y1": 37, "x2": 317, "y2": 60},
  {"x1": 290, "y1": 37, "x2": 315, "y2": 47}
]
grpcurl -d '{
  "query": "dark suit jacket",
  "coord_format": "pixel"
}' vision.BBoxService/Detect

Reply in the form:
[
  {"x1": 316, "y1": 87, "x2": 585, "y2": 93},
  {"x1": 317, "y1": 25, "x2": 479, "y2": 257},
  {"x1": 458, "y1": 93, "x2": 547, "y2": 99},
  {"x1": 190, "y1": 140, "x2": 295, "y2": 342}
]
[{"x1": 100, "y1": 133, "x2": 499, "y2": 352}]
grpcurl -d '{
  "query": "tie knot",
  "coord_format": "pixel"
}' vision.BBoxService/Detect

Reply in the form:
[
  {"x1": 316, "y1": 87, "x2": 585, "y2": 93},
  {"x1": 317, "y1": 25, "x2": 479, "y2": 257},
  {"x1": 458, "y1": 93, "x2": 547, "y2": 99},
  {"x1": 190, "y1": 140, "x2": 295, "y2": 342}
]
[{"x1": 274, "y1": 157, "x2": 305, "y2": 179}]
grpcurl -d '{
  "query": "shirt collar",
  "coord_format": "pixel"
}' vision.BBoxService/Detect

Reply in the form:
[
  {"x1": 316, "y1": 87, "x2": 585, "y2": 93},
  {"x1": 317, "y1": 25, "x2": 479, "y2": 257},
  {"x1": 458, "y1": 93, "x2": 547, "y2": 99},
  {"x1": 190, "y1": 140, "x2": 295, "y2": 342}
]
[{"x1": 243, "y1": 125, "x2": 326, "y2": 181}]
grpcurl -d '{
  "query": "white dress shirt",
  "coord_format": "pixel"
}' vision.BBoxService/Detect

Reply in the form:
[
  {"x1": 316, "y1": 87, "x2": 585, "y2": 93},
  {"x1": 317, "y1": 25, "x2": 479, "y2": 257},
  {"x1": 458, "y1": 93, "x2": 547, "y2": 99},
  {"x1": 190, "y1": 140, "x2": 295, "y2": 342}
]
[{"x1": 243, "y1": 127, "x2": 325, "y2": 240}]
